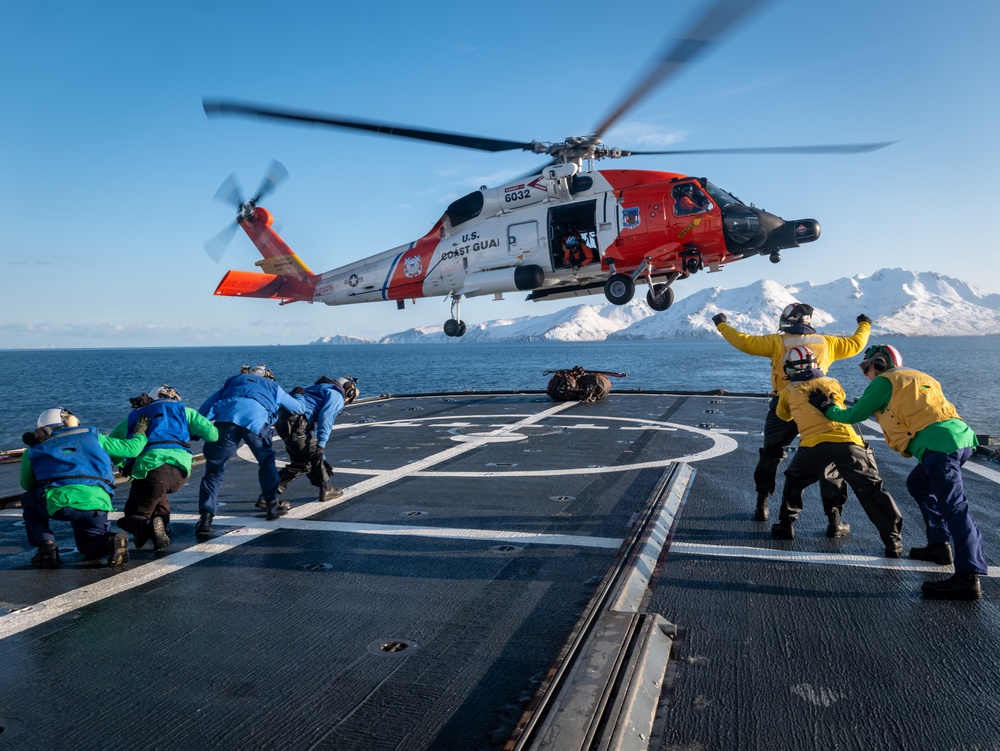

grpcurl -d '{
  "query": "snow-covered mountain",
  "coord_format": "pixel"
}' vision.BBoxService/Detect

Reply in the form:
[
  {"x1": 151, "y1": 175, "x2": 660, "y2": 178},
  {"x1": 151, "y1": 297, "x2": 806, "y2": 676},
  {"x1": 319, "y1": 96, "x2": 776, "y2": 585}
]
[{"x1": 312, "y1": 269, "x2": 1000, "y2": 344}]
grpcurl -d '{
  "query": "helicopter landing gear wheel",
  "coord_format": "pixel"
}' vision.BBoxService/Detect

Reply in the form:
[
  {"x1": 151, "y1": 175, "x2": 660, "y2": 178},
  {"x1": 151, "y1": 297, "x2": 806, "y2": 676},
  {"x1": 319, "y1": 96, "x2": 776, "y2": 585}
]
[
  {"x1": 443, "y1": 318, "x2": 466, "y2": 337},
  {"x1": 604, "y1": 273, "x2": 635, "y2": 305},
  {"x1": 646, "y1": 284, "x2": 674, "y2": 312}
]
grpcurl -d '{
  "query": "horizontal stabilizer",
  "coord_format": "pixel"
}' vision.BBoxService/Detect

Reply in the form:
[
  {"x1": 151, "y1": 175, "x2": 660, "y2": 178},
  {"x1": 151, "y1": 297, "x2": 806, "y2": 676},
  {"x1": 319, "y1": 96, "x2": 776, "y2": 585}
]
[{"x1": 214, "y1": 270, "x2": 314, "y2": 302}]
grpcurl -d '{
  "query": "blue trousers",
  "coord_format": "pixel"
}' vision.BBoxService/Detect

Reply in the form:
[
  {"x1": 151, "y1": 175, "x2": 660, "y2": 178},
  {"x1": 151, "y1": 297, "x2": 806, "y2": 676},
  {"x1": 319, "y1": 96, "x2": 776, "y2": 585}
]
[
  {"x1": 21, "y1": 488, "x2": 111, "y2": 560},
  {"x1": 906, "y1": 448, "x2": 988, "y2": 574},
  {"x1": 198, "y1": 422, "x2": 280, "y2": 516}
]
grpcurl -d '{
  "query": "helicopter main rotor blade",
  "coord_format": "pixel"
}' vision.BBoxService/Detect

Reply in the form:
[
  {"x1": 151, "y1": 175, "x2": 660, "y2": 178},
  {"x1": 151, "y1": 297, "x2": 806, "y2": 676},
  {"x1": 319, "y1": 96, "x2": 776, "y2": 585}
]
[
  {"x1": 622, "y1": 142, "x2": 897, "y2": 156},
  {"x1": 592, "y1": 0, "x2": 771, "y2": 140},
  {"x1": 203, "y1": 99, "x2": 535, "y2": 154}
]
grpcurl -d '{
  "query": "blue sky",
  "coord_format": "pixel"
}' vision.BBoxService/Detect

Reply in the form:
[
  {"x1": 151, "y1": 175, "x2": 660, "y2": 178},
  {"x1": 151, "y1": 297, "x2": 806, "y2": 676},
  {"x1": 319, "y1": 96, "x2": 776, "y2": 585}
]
[{"x1": 2, "y1": 0, "x2": 998, "y2": 349}]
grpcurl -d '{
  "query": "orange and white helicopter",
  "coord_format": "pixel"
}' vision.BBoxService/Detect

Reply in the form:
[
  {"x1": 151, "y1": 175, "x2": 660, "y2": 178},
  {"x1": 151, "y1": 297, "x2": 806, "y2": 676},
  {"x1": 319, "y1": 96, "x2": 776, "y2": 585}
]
[{"x1": 203, "y1": 0, "x2": 891, "y2": 338}]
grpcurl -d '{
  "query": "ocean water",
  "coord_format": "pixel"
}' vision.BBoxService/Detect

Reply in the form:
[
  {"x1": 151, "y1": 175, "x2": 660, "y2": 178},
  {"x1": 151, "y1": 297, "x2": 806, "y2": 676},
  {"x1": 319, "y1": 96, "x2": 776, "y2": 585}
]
[{"x1": 2, "y1": 337, "x2": 998, "y2": 450}]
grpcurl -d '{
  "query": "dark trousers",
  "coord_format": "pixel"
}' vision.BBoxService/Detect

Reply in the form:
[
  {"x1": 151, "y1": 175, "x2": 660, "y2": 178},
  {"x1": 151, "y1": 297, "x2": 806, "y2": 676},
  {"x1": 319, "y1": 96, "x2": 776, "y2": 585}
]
[
  {"x1": 276, "y1": 413, "x2": 333, "y2": 489},
  {"x1": 198, "y1": 422, "x2": 280, "y2": 515},
  {"x1": 780, "y1": 441, "x2": 903, "y2": 547},
  {"x1": 907, "y1": 447, "x2": 987, "y2": 574},
  {"x1": 21, "y1": 488, "x2": 111, "y2": 560},
  {"x1": 754, "y1": 396, "x2": 847, "y2": 508},
  {"x1": 118, "y1": 463, "x2": 187, "y2": 536}
]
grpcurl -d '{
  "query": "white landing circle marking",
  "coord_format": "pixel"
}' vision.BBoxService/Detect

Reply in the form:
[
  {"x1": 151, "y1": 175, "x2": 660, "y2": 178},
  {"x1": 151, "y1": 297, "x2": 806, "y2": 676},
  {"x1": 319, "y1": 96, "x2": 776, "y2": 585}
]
[{"x1": 327, "y1": 413, "x2": 738, "y2": 477}]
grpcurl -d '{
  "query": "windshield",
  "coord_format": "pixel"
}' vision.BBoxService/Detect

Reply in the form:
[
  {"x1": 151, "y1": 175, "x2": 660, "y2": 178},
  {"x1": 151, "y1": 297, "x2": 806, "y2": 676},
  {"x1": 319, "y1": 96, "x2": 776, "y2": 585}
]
[{"x1": 702, "y1": 181, "x2": 742, "y2": 209}]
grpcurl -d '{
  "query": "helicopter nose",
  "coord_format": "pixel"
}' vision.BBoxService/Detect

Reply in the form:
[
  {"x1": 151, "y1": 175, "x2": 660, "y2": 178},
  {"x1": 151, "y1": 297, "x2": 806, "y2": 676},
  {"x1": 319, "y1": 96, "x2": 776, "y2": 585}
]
[{"x1": 766, "y1": 217, "x2": 821, "y2": 249}]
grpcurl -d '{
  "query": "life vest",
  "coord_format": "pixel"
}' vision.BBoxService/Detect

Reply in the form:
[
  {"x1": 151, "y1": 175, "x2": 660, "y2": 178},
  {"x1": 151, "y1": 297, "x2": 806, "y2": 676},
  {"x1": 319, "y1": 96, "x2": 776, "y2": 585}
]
[
  {"x1": 28, "y1": 427, "x2": 116, "y2": 495},
  {"x1": 784, "y1": 378, "x2": 861, "y2": 447},
  {"x1": 874, "y1": 368, "x2": 960, "y2": 457},
  {"x1": 127, "y1": 400, "x2": 191, "y2": 453},
  {"x1": 769, "y1": 333, "x2": 832, "y2": 392}
]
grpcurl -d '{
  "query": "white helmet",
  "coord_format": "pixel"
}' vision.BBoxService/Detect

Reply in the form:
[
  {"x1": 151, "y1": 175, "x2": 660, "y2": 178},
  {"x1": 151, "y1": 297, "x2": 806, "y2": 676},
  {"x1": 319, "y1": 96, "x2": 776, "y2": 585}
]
[
  {"x1": 150, "y1": 384, "x2": 181, "y2": 401},
  {"x1": 335, "y1": 377, "x2": 359, "y2": 404},
  {"x1": 783, "y1": 346, "x2": 818, "y2": 377},
  {"x1": 37, "y1": 407, "x2": 72, "y2": 428}
]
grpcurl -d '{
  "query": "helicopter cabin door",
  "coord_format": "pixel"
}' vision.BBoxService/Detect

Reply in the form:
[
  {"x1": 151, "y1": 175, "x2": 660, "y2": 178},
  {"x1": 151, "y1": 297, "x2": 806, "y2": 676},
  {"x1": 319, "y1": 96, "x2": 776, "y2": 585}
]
[{"x1": 507, "y1": 221, "x2": 539, "y2": 261}]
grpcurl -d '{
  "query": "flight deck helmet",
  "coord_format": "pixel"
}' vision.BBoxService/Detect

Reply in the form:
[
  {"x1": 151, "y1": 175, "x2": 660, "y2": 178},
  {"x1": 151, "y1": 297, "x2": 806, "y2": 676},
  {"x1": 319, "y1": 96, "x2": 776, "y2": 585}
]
[
  {"x1": 783, "y1": 346, "x2": 818, "y2": 377},
  {"x1": 779, "y1": 303, "x2": 814, "y2": 332},
  {"x1": 335, "y1": 377, "x2": 359, "y2": 404},
  {"x1": 860, "y1": 344, "x2": 903, "y2": 374},
  {"x1": 37, "y1": 407, "x2": 77, "y2": 429},
  {"x1": 150, "y1": 385, "x2": 181, "y2": 401}
]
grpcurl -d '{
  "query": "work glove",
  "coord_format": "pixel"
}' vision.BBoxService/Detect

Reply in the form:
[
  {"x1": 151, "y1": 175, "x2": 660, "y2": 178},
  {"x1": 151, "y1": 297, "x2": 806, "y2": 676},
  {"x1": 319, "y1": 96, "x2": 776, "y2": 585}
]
[
  {"x1": 712, "y1": 313, "x2": 727, "y2": 325},
  {"x1": 808, "y1": 390, "x2": 836, "y2": 413},
  {"x1": 134, "y1": 415, "x2": 152, "y2": 435},
  {"x1": 291, "y1": 386, "x2": 306, "y2": 396},
  {"x1": 857, "y1": 314, "x2": 872, "y2": 325}
]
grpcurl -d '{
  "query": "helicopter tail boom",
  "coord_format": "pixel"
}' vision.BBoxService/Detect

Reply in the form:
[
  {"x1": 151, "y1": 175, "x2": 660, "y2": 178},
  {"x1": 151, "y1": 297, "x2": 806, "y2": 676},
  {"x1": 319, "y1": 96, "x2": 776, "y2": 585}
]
[{"x1": 213, "y1": 269, "x2": 316, "y2": 303}]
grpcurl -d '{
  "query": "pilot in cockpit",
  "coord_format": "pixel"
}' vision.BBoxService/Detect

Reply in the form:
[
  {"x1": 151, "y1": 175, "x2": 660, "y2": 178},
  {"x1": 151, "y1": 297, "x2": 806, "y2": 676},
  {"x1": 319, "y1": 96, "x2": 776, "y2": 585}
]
[{"x1": 674, "y1": 183, "x2": 709, "y2": 216}]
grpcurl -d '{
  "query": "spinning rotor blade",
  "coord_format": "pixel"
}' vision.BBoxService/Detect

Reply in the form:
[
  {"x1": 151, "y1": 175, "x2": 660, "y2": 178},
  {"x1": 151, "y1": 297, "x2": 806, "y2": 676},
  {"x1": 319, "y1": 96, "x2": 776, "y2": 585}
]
[
  {"x1": 592, "y1": 0, "x2": 771, "y2": 139},
  {"x1": 622, "y1": 142, "x2": 897, "y2": 156},
  {"x1": 251, "y1": 159, "x2": 288, "y2": 204},
  {"x1": 203, "y1": 99, "x2": 534, "y2": 153},
  {"x1": 213, "y1": 173, "x2": 244, "y2": 207},
  {"x1": 205, "y1": 221, "x2": 240, "y2": 263}
]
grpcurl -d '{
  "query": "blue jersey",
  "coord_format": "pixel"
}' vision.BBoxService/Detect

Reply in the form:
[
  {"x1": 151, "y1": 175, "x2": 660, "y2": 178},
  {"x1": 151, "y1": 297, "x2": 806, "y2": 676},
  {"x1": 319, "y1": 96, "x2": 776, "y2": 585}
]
[{"x1": 28, "y1": 426, "x2": 116, "y2": 495}]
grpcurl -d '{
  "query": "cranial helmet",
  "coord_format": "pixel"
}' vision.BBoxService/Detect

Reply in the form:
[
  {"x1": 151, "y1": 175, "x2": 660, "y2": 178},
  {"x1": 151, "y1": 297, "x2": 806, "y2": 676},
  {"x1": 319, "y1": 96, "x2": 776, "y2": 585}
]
[
  {"x1": 242, "y1": 364, "x2": 274, "y2": 380},
  {"x1": 860, "y1": 344, "x2": 903, "y2": 374},
  {"x1": 37, "y1": 407, "x2": 76, "y2": 429},
  {"x1": 783, "y1": 346, "x2": 818, "y2": 377},
  {"x1": 779, "y1": 303, "x2": 814, "y2": 332},
  {"x1": 150, "y1": 384, "x2": 181, "y2": 401},
  {"x1": 335, "y1": 376, "x2": 359, "y2": 404}
]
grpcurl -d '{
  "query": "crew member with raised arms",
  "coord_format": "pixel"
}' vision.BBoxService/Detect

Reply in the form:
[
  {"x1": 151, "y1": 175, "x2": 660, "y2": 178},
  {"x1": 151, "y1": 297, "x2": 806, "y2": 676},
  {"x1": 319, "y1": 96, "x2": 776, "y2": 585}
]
[
  {"x1": 810, "y1": 344, "x2": 988, "y2": 600},
  {"x1": 711, "y1": 303, "x2": 871, "y2": 522},
  {"x1": 20, "y1": 407, "x2": 150, "y2": 568}
]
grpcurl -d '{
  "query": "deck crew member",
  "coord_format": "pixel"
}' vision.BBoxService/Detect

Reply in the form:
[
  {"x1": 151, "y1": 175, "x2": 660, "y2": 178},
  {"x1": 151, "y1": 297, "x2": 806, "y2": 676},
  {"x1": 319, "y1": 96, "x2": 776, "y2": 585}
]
[
  {"x1": 20, "y1": 407, "x2": 150, "y2": 568},
  {"x1": 261, "y1": 375, "x2": 359, "y2": 507},
  {"x1": 711, "y1": 303, "x2": 871, "y2": 522},
  {"x1": 810, "y1": 344, "x2": 988, "y2": 600},
  {"x1": 771, "y1": 347, "x2": 904, "y2": 556},
  {"x1": 110, "y1": 385, "x2": 218, "y2": 551},
  {"x1": 197, "y1": 365, "x2": 304, "y2": 535}
]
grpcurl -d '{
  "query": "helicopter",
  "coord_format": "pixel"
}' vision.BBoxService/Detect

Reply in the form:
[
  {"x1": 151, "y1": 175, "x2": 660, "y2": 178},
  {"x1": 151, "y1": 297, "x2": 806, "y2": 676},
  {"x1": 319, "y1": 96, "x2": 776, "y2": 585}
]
[{"x1": 203, "y1": 0, "x2": 892, "y2": 338}]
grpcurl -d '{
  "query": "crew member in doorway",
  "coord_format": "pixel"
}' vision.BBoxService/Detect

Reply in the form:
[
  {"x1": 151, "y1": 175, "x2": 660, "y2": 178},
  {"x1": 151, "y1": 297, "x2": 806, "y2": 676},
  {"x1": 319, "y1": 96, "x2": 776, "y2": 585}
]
[
  {"x1": 771, "y1": 346, "x2": 904, "y2": 557},
  {"x1": 197, "y1": 365, "x2": 304, "y2": 535},
  {"x1": 110, "y1": 385, "x2": 218, "y2": 552},
  {"x1": 711, "y1": 304, "x2": 871, "y2": 522},
  {"x1": 261, "y1": 375, "x2": 359, "y2": 507},
  {"x1": 20, "y1": 407, "x2": 150, "y2": 568},
  {"x1": 561, "y1": 224, "x2": 593, "y2": 269},
  {"x1": 810, "y1": 344, "x2": 988, "y2": 601}
]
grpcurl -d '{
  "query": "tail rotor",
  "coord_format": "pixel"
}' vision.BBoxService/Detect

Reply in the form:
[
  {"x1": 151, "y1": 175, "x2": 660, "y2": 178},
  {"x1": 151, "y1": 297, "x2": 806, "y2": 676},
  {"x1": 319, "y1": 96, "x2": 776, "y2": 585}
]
[{"x1": 204, "y1": 160, "x2": 288, "y2": 261}]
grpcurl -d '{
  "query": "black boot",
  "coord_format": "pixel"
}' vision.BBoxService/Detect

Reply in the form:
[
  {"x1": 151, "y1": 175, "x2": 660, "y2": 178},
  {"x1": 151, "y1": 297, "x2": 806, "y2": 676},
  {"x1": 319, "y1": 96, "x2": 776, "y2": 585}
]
[
  {"x1": 826, "y1": 509, "x2": 850, "y2": 539},
  {"x1": 771, "y1": 521, "x2": 794, "y2": 540},
  {"x1": 195, "y1": 513, "x2": 214, "y2": 538},
  {"x1": 910, "y1": 542, "x2": 953, "y2": 565},
  {"x1": 106, "y1": 532, "x2": 130, "y2": 566},
  {"x1": 319, "y1": 484, "x2": 344, "y2": 502},
  {"x1": 151, "y1": 516, "x2": 171, "y2": 551},
  {"x1": 921, "y1": 573, "x2": 981, "y2": 601},
  {"x1": 753, "y1": 494, "x2": 769, "y2": 522},
  {"x1": 31, "y1": 539, "x2": 60, "y2": 569},
  {"x1": 265, "y1": 498, "x2": 288, "y2": 521},
  {"x1": 256, "y1": 481, "x2": 287, "y2": 509},
  {"x1": 884, "y1": 541, "x2": 904, "y2": 558}
]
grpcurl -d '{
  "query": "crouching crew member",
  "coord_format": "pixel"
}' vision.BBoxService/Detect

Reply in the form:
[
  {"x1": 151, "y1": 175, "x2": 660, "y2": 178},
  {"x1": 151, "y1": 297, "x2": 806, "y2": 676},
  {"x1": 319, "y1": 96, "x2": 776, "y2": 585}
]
[
  {"x1": 811, "y1": 344, "x2": 988, "y2": 601},
  {"x1": 260, "y1": 375, "x2": 359, "y2": 509},
  {"x1": 110, "y1": 385, "x2": 218, "y2": 551},
  {"x1": 712, "y1": 304, "x2": 871, "y2": 522},
  {"x1": 772, "y1": 347, "x2": 904, "y2": 557},
  {"x1": 197, "y1": 365, "x2": 305, "y2": 533},
  {"x1": 21, "y1": 407, "x2": 150, "y2": 568}
]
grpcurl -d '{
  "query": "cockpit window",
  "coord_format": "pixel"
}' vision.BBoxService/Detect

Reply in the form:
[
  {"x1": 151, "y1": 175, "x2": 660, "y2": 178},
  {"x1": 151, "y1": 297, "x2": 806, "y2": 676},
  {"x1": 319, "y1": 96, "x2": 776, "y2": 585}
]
[
  {"x1": 702, "y1": 181, "x2": 742, "y2": 209},
  {"x1": 672, "y1": 182, "x2": 712, "y2": 217}
]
